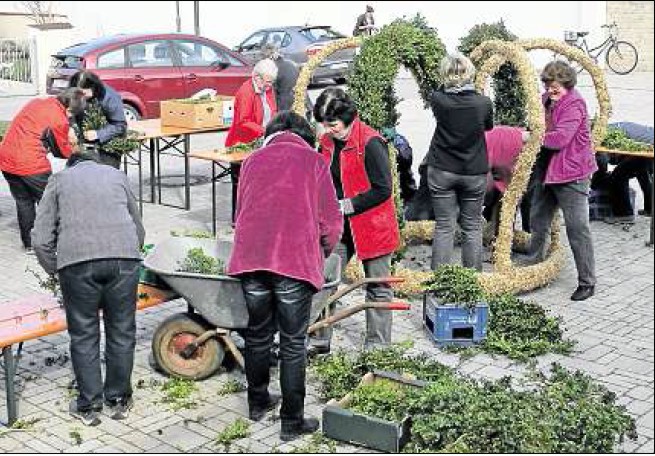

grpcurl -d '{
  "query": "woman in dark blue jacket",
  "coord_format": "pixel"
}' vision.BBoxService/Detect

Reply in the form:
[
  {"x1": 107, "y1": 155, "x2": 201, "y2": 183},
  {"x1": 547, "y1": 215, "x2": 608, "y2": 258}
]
[{"x1": 69, "y1": 70, "x2": 127, "y2": 145}]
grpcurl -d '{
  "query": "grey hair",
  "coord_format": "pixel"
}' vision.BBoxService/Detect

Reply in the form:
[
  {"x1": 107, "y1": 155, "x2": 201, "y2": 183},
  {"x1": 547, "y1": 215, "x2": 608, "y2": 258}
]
[
  {"x1": 440, "y1": 53, "x2": 476, "y2": 89},
  {"x1": 253, "y1": 58, "x2": 278, "y2": 80}
]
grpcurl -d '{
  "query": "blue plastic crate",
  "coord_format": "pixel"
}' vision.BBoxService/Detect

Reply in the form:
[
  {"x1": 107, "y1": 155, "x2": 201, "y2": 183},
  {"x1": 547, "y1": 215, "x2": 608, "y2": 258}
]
[{"x1": 423, "y1": 294, "x2": 488, "y2": 347}]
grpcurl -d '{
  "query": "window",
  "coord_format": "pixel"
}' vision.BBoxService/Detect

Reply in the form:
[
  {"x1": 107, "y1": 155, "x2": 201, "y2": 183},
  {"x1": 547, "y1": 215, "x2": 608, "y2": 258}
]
[
  {"x1": 97, "y1": 48, "x2": 125, "y2": 69},
  {"x1": 239, "y1": 32, "x2": 266, "y2": 51},
  {"x1": 266, "y1": 31, "x2": 291, "y2": 49},
  {"x1": 173, "y1": 40, "x2": 243, "y2": 67},
  {"x1": 300, "y1": 27, "x2": 345, "y2": 42},
  {"x1": 127, "y1": 40, "x2": 173, "y2": 68}
]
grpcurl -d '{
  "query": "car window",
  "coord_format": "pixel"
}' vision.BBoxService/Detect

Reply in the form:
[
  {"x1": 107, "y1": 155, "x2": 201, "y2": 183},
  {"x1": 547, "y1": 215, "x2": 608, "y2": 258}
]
[
  {"x1": 127, "y1": 40, "x2": 173, "y2": 68},
  {"x1": 97, "y1": 48, "x2": 125, "y2": 69},
  {"x1": 299, "y1": 27, "x2": 345, "y2": 42},
  {"x1": 173, "y1": 40, "x2": 244, "y2": 67},
  {"x1": 266, "y1": 31, "x2": 290, "y2": 49},
  {"x1": 240, "y1": 32, "x2": 266, "y2": 51}
]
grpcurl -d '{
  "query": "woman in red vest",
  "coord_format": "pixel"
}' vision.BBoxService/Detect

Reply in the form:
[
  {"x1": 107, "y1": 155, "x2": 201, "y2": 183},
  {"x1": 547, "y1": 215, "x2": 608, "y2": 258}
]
[
  {"x1": 312, "y1": 87, "x2": 400, "y2": 352},
  {"x1": 0, "y1": 89, "x2": 86, "y2": 251},
  {"x1": 224, "y1": 58, "x2": 278, "y2": 222}
]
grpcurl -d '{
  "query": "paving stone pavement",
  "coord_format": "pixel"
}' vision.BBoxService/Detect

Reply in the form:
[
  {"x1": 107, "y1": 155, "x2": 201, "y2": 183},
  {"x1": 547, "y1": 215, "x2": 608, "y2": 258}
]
[{"x1": 1, "y1": 74, "x2": 653, "y2": 453}]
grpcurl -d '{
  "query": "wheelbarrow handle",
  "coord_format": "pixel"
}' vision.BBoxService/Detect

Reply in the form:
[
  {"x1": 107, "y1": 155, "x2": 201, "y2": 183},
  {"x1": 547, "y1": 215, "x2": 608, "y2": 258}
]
[
  {"x1": 308, "y1": 300, "x2": 411, "y2": 334},
  {"x1": 325, "y1": 276, "x2": 406, "y2": 305}
]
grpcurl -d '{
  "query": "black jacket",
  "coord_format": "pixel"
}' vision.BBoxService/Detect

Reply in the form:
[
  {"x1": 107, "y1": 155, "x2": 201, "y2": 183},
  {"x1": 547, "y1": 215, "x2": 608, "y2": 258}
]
[
  {"x1": 273, "y1": 57, "x2": 300, "y2": 111},
  {"x1": 426, "y1": 87, "x2": 493, "y2": 175}
]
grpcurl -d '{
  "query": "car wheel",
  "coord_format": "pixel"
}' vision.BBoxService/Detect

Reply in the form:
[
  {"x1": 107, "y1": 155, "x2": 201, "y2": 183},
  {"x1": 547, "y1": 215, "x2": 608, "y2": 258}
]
[{"x1": 123, "y1": 103, "x2": 140, "y2": 122}]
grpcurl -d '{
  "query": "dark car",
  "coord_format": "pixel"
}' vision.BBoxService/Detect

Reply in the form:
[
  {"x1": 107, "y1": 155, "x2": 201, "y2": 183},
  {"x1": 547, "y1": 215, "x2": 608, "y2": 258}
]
[
  {"x1": 235, "y1": 26, "x2": 356, "y2": 84},
  {"x1": 46, "y1": 33, "x2": 252, "y2": 120}
]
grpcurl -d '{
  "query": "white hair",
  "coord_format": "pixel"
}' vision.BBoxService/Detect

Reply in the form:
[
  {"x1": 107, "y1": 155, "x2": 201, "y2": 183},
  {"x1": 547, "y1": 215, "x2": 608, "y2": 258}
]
[
  {"x1": 440, "y1": 53, "x2": 476, "y2": 88},
  {"x1": 253, "y1": 58, "x2": 278, "y2": 81}
]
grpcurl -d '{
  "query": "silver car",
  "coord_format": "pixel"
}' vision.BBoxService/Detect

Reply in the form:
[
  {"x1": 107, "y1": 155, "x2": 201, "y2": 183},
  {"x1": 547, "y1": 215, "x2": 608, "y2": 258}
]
[{"x1": 235, "y1": 26, "x2": 356, "y2": 84}]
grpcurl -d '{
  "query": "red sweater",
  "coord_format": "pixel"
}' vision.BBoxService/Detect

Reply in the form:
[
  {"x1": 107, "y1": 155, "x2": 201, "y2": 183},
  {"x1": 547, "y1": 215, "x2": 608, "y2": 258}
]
[
  {"x1": 320, "y1": 119, "x2": 400, "y2": 260},
  {"x1": 227, "y1": 132, "x2": 343, "y2": 290},
  {"x1": 0, "y1": 97, "x2": 74, "y2": 176},
  {"x1": 224, "y1": 79, "x2": 277, "y2": 147},
  {"x1": 485, "y1": 126, "x2": 524, "y2": 193}
]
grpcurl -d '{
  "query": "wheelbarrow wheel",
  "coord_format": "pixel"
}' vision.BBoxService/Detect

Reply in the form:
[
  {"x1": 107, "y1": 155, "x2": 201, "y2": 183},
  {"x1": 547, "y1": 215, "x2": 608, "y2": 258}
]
[{"x1": 152, "y1": 313, "x2": 224, "y2": 380}]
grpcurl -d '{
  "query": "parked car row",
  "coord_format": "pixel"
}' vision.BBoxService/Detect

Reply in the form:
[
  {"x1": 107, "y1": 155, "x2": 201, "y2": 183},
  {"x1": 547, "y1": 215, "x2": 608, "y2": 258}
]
[{"x1": 46, "y1": 27, "x2": 355, "y2": 121}]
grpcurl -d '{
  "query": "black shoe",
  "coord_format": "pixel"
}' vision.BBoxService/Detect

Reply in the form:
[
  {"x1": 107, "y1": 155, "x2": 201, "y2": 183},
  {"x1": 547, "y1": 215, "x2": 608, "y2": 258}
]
[
  {"x1": 69, "y1": 399, "x2": 101, "y2": 426},
  {"x1": 106, "y1": 397, "x2": 133, "y2": 420},
  {"x1": 307, "y1": 344, "x2": 331, "y2": 358},
  {"x1": 280, "y1": 416, "x2": 320, "y2": 442},
  {"x1": 249, "y1": 393, "x2": 281, "y2": 422},
  {"x1": 638, "y1": 209, "x2": 652, "y2": 217},
  {"x1": 571, "y1": 285, "x2": 595, "y2": 301}
]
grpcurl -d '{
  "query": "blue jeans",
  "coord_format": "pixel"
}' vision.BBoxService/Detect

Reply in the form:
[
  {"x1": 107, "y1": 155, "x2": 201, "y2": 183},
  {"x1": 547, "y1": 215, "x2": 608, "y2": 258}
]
[
  {"x1": 58, "y1": 259, "x2": 140, "y2": 411},
  {"x1": 427, "y1": 167, "x2": 487, "y2": 271},
  {"x1": 241, "y1": 272, "x2": 314, "y2": 427}
]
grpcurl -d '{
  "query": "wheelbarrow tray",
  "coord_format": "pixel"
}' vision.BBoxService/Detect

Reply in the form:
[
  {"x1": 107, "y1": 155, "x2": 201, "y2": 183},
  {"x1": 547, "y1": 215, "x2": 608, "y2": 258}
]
[{"x1": 143, "y1": 237, "x2": 340, "y2": 329}]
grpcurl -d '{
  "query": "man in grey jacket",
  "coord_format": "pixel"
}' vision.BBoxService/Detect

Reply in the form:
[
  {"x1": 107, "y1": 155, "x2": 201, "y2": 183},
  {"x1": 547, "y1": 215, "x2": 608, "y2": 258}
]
[{"x1": 32, "y1": 152, "x2": 144, "y2": 426}]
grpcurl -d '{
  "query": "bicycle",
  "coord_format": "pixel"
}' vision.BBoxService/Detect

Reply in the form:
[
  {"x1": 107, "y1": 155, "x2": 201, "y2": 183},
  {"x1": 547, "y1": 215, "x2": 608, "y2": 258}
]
[{"x1": 562, "y1": 22, "x2": 639, "y2": 75}]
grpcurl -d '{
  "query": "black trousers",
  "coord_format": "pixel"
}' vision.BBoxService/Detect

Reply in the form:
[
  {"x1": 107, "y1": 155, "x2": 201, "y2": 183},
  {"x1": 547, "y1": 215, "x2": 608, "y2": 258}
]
[
  {"x1": 59, "y1": 259, "x2": 140, "y2": 411},
  {"x1": 608, "y1": 157, "x2": 653, "y2": 216},
  {"x1": 241, "y1": 272, "x2": 314, "y2": 427},
  {"x1": 2, "y1": 171, "x2": 51, "y2": 248}
]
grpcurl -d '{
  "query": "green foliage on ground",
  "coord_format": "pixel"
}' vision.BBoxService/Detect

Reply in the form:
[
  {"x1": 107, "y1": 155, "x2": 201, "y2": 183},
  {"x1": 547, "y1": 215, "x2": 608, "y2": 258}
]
[
  {"x1": 215, "y1": 418, "x2": 251, "y2": 447},
  {"x1": 312, "y1": 346, "x2": 637, "y2": 453},
  {"x1": 160, "y1": 377, "x2": 198, "y2": 411},
  {"x1": 217, "y1": 379, "x2": 246, "y2": 396}
]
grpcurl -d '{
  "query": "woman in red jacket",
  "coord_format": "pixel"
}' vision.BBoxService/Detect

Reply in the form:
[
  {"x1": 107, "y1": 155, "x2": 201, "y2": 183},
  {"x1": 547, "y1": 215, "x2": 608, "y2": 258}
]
[
  {"x1": 311, "y1": 87, "x2": 400, "y2": 352},
  {"x1": 224, "y1": 58, "x2": 278, "y2": 221},
  {"x1": 0, "y1": 89, "x2": 86, "y2": 251}
]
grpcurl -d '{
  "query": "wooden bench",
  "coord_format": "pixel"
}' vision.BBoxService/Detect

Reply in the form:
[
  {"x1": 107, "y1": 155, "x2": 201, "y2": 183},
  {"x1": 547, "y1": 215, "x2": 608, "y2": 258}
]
[
  {"x1": 0, "y1": 284, "x2": 178, "y2": 425},
  {"x1": 189, "y1": 149, "x2": 252, "y2": 234}
]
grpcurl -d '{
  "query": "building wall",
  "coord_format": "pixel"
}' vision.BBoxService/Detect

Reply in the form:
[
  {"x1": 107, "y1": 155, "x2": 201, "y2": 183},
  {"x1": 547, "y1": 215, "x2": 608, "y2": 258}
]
[
  {"x1": 607, "y1": 1, "x2": 654, "y2": 71},
  {"x1": 0, "y1": 14, "x2": 33, "y2": 39}
]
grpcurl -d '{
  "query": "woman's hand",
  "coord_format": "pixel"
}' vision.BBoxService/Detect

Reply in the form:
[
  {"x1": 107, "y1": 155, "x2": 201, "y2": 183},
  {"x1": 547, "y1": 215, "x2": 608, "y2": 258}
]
[{"x1": 84, "y1": 130, "x2": 99, "y2": 141}]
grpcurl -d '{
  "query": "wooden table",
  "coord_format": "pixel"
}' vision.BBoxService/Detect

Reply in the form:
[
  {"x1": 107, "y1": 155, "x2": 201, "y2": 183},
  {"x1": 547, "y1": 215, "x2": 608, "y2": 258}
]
[
  {"x1": 127, "y1": 119, "x2": 230, "y2": 212},
  {"x1": 596, "y1": 146, "x2": 654, "y2": 246},
  {"x1": 1, "y1": 284, "x2": 178, "y2": 425},
  {"x1": 189, "y1": 149, "x2": 252, "y2": 234}
]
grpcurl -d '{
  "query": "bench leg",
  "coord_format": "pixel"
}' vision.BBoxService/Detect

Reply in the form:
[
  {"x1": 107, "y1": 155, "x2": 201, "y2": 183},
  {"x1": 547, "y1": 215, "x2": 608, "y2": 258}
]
[{"x1": 2, "y1": 346, "x2": 18, "y2": 426}]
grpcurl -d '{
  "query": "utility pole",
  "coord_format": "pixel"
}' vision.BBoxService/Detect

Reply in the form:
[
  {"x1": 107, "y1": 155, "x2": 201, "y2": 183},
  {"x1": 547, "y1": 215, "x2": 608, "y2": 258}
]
[
  {"x1": 175, "y1": 1, "x2": 181, "y2": 32},
  {"x1": 193, "y1": 1, "x2": 200, "y2": 35}
]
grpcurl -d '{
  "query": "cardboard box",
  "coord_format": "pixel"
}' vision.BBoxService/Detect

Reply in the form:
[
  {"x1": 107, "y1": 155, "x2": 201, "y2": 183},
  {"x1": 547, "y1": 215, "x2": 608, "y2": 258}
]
[
  {"x1": 322, "y1": 370, "x2": 426, "y2": 452},
  {"x1": 160, "y1": 96, "x2": 233, "y2": 129}
]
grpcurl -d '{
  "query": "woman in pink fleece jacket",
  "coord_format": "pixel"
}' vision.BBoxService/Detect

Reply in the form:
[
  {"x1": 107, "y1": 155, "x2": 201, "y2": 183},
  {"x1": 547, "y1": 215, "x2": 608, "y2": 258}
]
[
  {"x1": 227, "y1": 111, "x2": 342, "y2": 441},
  {"x1": 527, "y1": 61, "x2": 597, "y2": 302}
]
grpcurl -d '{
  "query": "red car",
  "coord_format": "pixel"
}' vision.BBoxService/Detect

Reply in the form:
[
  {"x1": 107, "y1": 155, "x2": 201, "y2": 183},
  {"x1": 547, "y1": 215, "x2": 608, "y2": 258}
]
[{"x1": 46, "y1": 33, "x2": 252, "y2": 120}]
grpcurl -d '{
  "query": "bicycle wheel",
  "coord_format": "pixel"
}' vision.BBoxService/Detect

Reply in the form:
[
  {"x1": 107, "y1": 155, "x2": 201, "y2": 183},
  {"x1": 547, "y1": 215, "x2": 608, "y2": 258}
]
[{"x1": 606, "y1": 41, "x2": 638, "y2": 75}]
